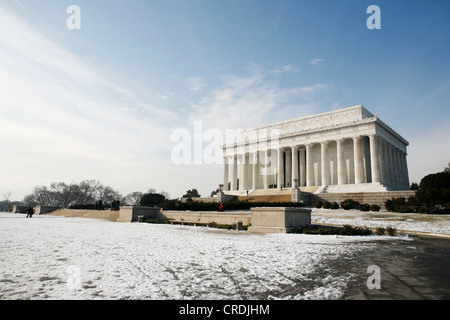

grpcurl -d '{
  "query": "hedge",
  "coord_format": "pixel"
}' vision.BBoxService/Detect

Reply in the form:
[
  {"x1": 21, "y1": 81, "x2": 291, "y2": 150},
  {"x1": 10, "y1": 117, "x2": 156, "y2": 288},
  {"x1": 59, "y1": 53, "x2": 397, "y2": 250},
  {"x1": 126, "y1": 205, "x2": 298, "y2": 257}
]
[{"x1": 162, "y1": 200, "x2": 305, "y2": 211}]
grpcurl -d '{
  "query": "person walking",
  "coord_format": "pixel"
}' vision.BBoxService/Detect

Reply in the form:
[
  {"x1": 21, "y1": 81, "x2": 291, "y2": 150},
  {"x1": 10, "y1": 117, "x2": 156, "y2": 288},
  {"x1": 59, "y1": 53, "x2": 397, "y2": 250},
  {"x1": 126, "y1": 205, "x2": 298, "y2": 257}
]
[{"x1": 26, "y1": 206, "x2": 34, "y2": 218}]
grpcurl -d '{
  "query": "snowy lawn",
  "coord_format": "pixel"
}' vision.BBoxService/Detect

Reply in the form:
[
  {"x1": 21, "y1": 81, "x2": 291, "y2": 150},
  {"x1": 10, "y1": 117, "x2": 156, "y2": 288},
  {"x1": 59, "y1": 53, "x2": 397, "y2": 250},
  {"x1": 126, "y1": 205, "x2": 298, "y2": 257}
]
[
  {"x1": 312, "y1": 208, "x2": 450, "y2": 236},
  {"x1": 0, "y1": 212, "x2": 409, "y2": 300}
]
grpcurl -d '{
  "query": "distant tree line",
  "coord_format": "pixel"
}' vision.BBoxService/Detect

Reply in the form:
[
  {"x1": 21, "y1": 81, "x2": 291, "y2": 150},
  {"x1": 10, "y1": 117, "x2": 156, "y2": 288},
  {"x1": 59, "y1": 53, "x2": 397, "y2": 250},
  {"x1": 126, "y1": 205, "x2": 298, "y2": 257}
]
[{"x1": 20, "y1": 180, "x2": 170, "y2": 209}]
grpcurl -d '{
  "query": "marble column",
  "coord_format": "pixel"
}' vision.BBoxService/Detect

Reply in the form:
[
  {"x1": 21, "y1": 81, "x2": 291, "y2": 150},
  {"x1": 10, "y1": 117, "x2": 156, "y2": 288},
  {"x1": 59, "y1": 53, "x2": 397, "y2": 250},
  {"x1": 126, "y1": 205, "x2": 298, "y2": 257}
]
[
  {"x1": 277, "y1": 149, "x2": 283, "y2": 189},
  {"x1": 299, "y1": 148, "x2": 306, "y2": 187},
  {"x1": 231, "y1": 155, "x2": 237, "y2": 191},
  {"x1": 353, "y1": 136, "x2": 363, "y2": 184},
  {"x1": 398, "y1": 150, "x2": 406, "y2": 189},
  {"x1": 285, "y1": 150, "x2": 291, "y2": 187},
  {"x1": 402, "y1": 152, "x2": 410, "y2": 189},
  {"x1": 242, "y1": 153, "x2": 249, "y2": 191},
  {"x1": 223, "y1": 157, "x2": 229, "y2": 191},
  {"x1": 263, "y1": 150, "x2": 269, "y2": 189},
  {"x1": 239, "y1": 155, "x2": 244, "y2": 191},
  {"x1": 369, "y1": 135, "x2": 380, "y2": 183},
  {"x1": 321, "y1": 141, "x2": 329, "y2": 186},
  {"x1": 391, "y1": 146, "x2": 399, "y2": 189},
  {"x1": 252, "y1": 152, "x2": 258, "y2": 190},
  {"x1": 336, "y1": 139, "x2": 345, "y2": 185},
  {"x1": 395, "y1": 148, "x2": 402, "y2": 189},
  {"x1": 377, "y1": 138, "x2": 384, "y2": 185},
  {"x1": 291, "y1": 146, "x2": 299, "y2": 188},
  {"x1": 388, "y1": 145, "x2": 397, "y2": 188},
  {"x1": 383, "y1": 140, "x2": 391, "y2": 186},
  {"x1": 306, "y1": 144, "x2": 314, "y2": 187}
]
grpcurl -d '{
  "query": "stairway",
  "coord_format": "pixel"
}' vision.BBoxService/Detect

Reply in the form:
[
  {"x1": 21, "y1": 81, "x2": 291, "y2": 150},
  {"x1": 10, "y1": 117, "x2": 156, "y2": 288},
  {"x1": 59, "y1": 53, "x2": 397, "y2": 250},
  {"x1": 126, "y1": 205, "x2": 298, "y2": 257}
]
[{"x1": 320, "y1": 183, "x2": 388, "y2": 194}]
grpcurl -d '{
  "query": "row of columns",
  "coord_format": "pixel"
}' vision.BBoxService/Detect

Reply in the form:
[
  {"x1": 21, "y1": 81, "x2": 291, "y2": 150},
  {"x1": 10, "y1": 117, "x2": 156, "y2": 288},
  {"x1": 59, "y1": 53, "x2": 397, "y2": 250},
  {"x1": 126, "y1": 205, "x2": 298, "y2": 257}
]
[{"x1": 223, "y1": 134, "x2": 409, "y2": 191}]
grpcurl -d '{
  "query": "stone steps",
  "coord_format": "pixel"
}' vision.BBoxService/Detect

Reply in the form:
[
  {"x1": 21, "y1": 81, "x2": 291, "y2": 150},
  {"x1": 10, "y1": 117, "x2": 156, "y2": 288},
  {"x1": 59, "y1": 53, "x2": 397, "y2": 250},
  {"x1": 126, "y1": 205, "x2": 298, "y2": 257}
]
[{"x1": 322, "y1": 183, "x2": 388, "y2": 194}]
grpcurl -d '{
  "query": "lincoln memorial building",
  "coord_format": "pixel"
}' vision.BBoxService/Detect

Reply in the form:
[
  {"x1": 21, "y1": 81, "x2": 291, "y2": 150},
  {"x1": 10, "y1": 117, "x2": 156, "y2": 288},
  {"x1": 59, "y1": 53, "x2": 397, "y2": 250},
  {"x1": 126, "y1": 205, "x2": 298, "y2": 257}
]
[{"x1": 222, "y1": 105, "x2": 410, "y2": 197}]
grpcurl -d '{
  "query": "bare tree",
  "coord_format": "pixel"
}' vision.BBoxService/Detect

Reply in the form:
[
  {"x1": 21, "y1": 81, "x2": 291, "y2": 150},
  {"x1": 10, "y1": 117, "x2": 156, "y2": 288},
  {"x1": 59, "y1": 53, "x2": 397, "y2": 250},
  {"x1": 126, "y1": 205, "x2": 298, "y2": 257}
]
[
  {"x1": 27, "y1": 185, "x2": 53, "y2": 206},
  {"x1": 77, "y1": 180, "x2": 103, "y2": 204},
  {"x1": 2, "y1": 192, "x2": 12, "y2": 212},
  {"x1": 22, "y1": 180, "x2": 125, "y2": 208},
  {"x1": 159, "y1": 190, "x2": 171, "y2": 200},
  {"x1": 123, "y1": 191, "x2": 144, "y2": 206},
  {"x1": 97, "y1": 185, "x2": 122, "y2": 203},
  {"x1": 50, "y1": 182, "x2": 80, "y2": 208}
]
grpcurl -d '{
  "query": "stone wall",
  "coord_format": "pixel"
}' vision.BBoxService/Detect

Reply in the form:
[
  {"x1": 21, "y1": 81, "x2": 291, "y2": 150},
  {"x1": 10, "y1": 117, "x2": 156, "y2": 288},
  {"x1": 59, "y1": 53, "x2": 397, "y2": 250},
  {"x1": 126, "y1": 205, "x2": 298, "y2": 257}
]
[
  {"x1": 248, "y1": 207, "x2": 311, "y2": 234},
  {"x1": 11, "y1": 205, "x2": 29, "y2": 213},
  {"x1": 310, "y1": 190, "x2": 417, "y2": 209},
  {"x1": 35, "y1": 206, "x2": 61, "y2": 215},
  {"x1": 117, "y1": 206, "x2": 164, "y2": 223},
  {"x1": 162, "y1": 210, "x2": 252, "y2": 226}
]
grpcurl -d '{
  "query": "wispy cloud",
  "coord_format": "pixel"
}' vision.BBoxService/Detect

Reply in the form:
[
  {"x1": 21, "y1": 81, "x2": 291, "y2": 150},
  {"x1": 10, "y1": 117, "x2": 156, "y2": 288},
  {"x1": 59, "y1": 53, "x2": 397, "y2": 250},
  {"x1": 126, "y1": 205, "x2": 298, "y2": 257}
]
[
  {"x1": 271, "y1": 64, "x2": 299, "y2": 74},
  {"x1": 0, "y1": 6, "x2": 175, "y2": 198},
  {"x1": 310, "y1": 58, "x2": 325, "y2": 65},
  {"x1": 185, "y1": 77, "x2": 205, "y2": 91},
  {"x1": 0, "y1": 5, "x2": 335, "y2": 201},
  {"x1": 187, "y1": 69, "x2": 329, "y2": 133}
]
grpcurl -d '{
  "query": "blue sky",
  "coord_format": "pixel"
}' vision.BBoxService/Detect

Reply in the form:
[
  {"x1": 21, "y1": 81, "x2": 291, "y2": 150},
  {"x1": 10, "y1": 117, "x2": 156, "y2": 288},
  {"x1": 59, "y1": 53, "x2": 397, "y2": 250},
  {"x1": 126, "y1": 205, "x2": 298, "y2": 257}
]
[{"x1": 1, "y1": 0, "x2": 449, "y2": 200}]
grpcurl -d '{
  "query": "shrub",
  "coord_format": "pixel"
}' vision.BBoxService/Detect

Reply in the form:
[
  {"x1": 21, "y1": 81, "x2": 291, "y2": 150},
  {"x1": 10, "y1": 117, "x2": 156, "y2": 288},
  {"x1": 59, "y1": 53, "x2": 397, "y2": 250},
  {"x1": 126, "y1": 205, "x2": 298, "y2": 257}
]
[
  {"x1": 386, "y1": 226, "x2": 397, "y2": 236},
  {"x1": 359, "y1": 203, "x2": 371, "y2": 212},
  {"x1": 375, "y1": 227, "x2": 386, "y2": 236},
  {"x1": 302, "y1": 224, "x2": 372, "y2": 236},
  {"x1": 385, "y1": 197, "x2": 414, "y2": 213},
  {"x1": 416, "y1": 171, "x2": 450, "y2": 208},
  {"x1": 330, "y1": 202, "x2": 340, "y2": 209},
  {"x1": 370, "y1": 204, "x2": 381, "y2": 212},
  {"x1": 313, "y1": 200, "x2": 323, "y2": 208},
  {"x1": 162, "y1": 200, "x2": 305, "y2": 211},
  {"x1": 322, "y1": 201, "x2": 331, "y2": 209},
  {"x1": 140, "y1": 193, "x2": 165, "y2": 206},
  {"x1": 209, "y1": 222, "x2": 236, "y2": 230},
  {"x1": 340, "y1": 199, "x2": 360, "y2": 210},
  {"x1": 341, "y1": 224, "x2": 372, "y2": 235}
]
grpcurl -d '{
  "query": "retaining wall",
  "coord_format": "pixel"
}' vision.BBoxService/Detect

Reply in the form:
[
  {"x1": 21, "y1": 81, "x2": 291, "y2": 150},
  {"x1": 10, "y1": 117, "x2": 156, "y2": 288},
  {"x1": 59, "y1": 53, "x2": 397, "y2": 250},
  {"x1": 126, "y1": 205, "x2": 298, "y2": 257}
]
[
  {"x1": 162, "y1": 210, "x2": 252, "y2": 226},
  {"x1": 310, "y1": 190, "x2": 417, "y2": 209},
  {"x1": 116, "y1": 206, "x2": 163, "y2": 222}
]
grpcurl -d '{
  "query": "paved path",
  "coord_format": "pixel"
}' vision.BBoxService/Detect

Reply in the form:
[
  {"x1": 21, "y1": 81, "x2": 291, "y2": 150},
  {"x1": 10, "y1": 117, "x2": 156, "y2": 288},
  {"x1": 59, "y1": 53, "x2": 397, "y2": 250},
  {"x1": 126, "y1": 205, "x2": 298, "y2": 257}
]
[{"x1": 341, "y1": 237, "x2": 450, "y2": 299}]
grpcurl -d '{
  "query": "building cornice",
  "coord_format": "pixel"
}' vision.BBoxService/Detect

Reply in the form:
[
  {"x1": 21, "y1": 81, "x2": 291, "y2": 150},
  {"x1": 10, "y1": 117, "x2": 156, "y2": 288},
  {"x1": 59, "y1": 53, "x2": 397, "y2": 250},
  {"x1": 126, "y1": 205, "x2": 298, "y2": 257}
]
[{"x1": 222, "y1": 106, "x2": 409, "y2": 152}]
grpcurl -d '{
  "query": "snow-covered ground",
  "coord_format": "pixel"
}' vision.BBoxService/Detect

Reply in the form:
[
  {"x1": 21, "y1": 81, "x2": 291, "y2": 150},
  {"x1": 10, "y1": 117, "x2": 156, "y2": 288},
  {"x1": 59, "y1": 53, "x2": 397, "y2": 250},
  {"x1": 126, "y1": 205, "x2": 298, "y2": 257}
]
[
  {"x1": 0, "y1": 212, "x2": 412, "y2": 300},
  {"x1": 312, "y1": 208, "x2": 450, "y2": 236}
]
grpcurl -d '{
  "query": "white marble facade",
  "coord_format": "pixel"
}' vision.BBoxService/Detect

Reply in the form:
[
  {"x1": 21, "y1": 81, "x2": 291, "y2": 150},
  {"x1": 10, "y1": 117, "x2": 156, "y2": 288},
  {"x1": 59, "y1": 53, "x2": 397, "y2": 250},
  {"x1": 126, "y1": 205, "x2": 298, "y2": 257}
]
[{"x1": 222, "y1": 105, "x2": 410, "y2": 193}]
